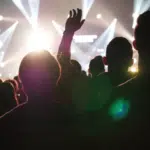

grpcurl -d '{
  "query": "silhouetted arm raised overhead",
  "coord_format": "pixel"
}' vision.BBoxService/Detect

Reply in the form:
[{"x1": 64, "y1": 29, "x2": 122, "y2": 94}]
[{"x1": 57, "y1": 8, "x2": 85, "y2": 61}]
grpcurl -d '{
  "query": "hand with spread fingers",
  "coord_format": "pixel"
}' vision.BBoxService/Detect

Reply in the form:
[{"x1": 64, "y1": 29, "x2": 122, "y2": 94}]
[{"x1": 65, "y1": 8, "x2": 85, "y2": 33}]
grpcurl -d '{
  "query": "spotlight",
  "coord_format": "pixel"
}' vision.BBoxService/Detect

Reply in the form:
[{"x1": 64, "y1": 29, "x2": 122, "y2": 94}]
[
  {"x1": 0, "y1": 15, "x2": 3, "y2": 21},
  {"x1": 130, "y1": 66, "x2": 138, "y2": 73},
  {"x1": 96, "y1": 14, "x2": 102, "y2": 19},
  {"x1": 0, "y1": 62, "x2": 5, "y2": 68},
  {"x1": 27, "y1": 27, "x2": 52, "y2": 52},
  {"x1": 0, "y1": 73, "x2": 2, "y2": 77}
]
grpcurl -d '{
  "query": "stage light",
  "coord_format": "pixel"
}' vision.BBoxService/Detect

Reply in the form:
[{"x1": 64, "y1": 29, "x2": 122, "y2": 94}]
[
  {"x1": 12, "y1": 0, "x2": 40, "y2": 28},
  {"x1": 0, "y1": 21, "x2": 18, "y2": 62},
  {"x1": 0, "y1": 73, "x2": 2, "y2": 77},
  {"x1": 132, "y1": 0, "x2": 150, "y2": 29},
  {"x1": 92, "y1": 18, "x2": 117, "y2": 52},
  {"x1": 82, "y1": 0, "x2": 95, "y2": 19},
  {"x1": 130, "y1": 66, "x2": 138, "y2": 73},
  {"x1": 96, "y1": 14, "x2": 102, "y2": 19},
  {"x1": 0, "y1": 62, "x2": 5, "y2": 68},
  {"x1": 74, "y1": 35, "x2": 97, "y2": 43},
  {"x1": 27, "y1": 28, "x2": 52, "y2": 52},
  {"x1": 133, "y1": 58, "x2": 137, "y2": 64},
  {"x1": 0, "y1": 15, "x2": 3, "y2": 21}
]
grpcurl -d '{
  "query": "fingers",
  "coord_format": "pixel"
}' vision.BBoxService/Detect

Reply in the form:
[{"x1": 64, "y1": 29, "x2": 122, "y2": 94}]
[
  {"x1": 69, "y1": 8, "x2": 82, "y2": 19},
  {"x1": 73, "y1": 9, "x2": 77, "y2": 18},
  {"x1": 76, "y1": 8, "x2": 82, "y2": 20},
  {"x1": 69, "y1": 10, "x2": 72, "y2": 18}
]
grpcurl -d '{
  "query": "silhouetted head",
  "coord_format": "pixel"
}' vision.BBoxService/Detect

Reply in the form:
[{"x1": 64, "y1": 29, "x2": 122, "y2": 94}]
[
  {"x1": 89, "y1": 55, "x2": 104, "y2": 77},
  {"x1": 81, "y1": 70, "x2": 87, "y2": 77},
  {"x1": 19, "y1": 50, "x2": 61, "y2": 96},
  {"x1": 133, "y1": 11, "x2": 150, "y2": 70},
  {"x1": 5, "y1": 79, "x2": 19, "y2": 93},
  {"x1": 0, "y1": 82, "x2": 18, "y2": 110},
  {"x1": 106, "y1": 37, "x2": 133, "y2": 73},
  {"x1": 70, "y1": 59, "x2": 82, "y2": 76}
]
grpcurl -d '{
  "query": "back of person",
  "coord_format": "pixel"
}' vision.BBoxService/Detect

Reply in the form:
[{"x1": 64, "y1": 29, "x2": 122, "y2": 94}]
[
  {"x1": 86, "y1": 56, "x2": 112, "y2": 112},
  {"x1": 0, "y1": 50, "x2": 76, "y2": 147},
  {"x1": 96, "y1": 11, "x2": 150, "y2": 147},
  {"x1": 105, "y1": 37, "x2": 134, "y2": 86}
]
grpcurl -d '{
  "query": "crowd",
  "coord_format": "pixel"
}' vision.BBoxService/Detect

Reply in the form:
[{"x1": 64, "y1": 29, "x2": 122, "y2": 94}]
[{"x1": 0, "y1": 8, "x2": 150, "y2": 148}]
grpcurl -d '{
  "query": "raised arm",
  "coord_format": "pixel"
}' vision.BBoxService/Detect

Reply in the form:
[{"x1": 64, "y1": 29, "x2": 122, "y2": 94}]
[{"x1": 57, "y1": 8, "x2": 85, "y2": 61}]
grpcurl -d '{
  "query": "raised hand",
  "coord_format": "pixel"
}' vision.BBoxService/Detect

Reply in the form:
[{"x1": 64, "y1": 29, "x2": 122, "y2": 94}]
[{"x1": 65, "y1": 8, "x2": 85, "y2": 33}]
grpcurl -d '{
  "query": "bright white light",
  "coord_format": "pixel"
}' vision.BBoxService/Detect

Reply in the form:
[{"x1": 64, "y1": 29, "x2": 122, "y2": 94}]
[
  {"x1": 71, "y1": 49, "x2": 76, "y2": 54},
  {"x1": 0, "y1": 62, "x2": 5, "y2": 68},
  {"x1": 27, "y1": 28, "x2": 52, "y2": 52},
  {"x1": 132, "y1": 13, "x2": 138, "y2": 18},
  {"x1": 96, "y1": 14, "x2": 102, "y2": 19},
  {"x1": 132, "y1": 36, "x2": 135, "y2": 41},
  {"x1": 74, "y1": 35, "x2": 97, "y2": 43},
  {"x1": 52, "y1": 20, "x2": 64, "y2": 36},
  {"x1": 0, "y1": 41, "x2": 3, "y2": 48},
  {"x1": 97, "y1": 49, "x2": 104, "y2": 53},
  {"x1": 12, "y1": 0, "x2": 40, "y2": 28},
  {"x1": 83, "y1": 63, "x2": 89, "y2": 71},
  {"x1": 0, "y1": 15, "x2": 3, "y2": 21},
  {"x1": 0, "y1": 73, "x2": 2, "y2": 77},
  {"x1": 132, "y1": 0, "x2": 150, "y2": 29},
  {"x1": 82, "y1": 0, "x2": 95, "y2": 19},
  {"x1": 133, "y1": 58, "x2": 137, "y2": 64},
  {"x1": 130, "y1": 66, "x2": 138, "y2": 73}
]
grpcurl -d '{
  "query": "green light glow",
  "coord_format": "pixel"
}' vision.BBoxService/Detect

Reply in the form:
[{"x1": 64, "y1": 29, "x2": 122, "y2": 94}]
[{"x1": 108, "y1": 98, "x2": 130, "y2": 121}]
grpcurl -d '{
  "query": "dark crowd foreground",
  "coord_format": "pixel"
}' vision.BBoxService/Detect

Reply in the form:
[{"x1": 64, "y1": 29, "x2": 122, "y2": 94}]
[{"x1": 0, "y1": 8, "x2": 149, "y2": 149}]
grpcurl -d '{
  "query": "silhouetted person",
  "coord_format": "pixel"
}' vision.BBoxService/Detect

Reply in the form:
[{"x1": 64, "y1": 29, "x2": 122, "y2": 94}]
[
  {"x1": 89, "y1": 55, "x2": 104, "y2": 77},
  {"x1": 105, "y1": 37, "x2": 134, "y2": 86},
  {"x1": 84, "y1": 55, "x2": 112, "y2": 113},
  {"x1": 101, "y1": 11, "x2": 150, "y2": 147},
  {"x1": 70, "y1": 59, "x2": 82, "y2": 77},
  {"x1": 0, "y1": 82, "x2": 18, "y2": 116},
  {"x1": 0, "y1": 50, "x2": 74, "y2": 148},
  {"x1": 57, "y1": 9, "x2": 85, "y2": 105}
]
